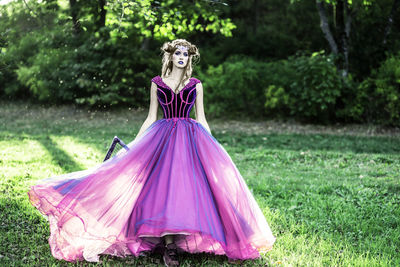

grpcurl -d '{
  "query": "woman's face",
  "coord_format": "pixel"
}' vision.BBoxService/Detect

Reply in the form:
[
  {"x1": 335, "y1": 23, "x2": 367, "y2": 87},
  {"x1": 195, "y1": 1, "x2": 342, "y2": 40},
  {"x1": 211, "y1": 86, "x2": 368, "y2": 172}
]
[{"x1": 172, "y1": 46, "x2": 189, "y2": 69}]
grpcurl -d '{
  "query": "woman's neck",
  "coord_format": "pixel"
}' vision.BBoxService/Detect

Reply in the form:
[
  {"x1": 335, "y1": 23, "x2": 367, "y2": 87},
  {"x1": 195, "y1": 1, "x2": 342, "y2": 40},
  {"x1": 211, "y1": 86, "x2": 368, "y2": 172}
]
[{"x1": 168, "y1": 67, "x2": 184, "y2": 81}]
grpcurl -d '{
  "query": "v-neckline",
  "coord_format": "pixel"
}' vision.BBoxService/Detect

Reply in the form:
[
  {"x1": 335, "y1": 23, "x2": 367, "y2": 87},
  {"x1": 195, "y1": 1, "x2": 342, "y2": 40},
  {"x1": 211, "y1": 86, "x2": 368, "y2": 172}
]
[{"x1": 158, "y1": 76, "x2": 193, "y2": 95}]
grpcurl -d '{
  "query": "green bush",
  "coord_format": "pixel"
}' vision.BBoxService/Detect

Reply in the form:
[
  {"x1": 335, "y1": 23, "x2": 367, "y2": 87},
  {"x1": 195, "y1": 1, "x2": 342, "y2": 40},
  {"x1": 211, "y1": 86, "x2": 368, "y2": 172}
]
[
  {"x1": 198, "y1": 55, "x2": 267, "y2": 119},
  {"x1": 334, "y1": 80, "x2": 365, "y2": 123},
  {"x1": 371, "y1": 52, "x2": 400, "y2": 125},
  {"x1": 261, "y1": 58, "x2": 297, "y2": 118},
  {"x1": 10, "y1": 26, "x2": 159, "y2": 108},
  {"x1": 68, "y1": 35, "x2": 159, "y2": 108},
  {"x1": 16, "y1": 46, "x2": 71, "y2": 101},
  {"x1": 264, "y1": 51, "x2": 346, "y2": 123},
  {"x1": 337, "y1": 52, "x2": 400, "y2": 126},
  {"x1": 199, "y1": 52, "x2": 347, "y2": 123},
  {"x1": 1, "y1": 29, "x2": 43, "y2": 99}
]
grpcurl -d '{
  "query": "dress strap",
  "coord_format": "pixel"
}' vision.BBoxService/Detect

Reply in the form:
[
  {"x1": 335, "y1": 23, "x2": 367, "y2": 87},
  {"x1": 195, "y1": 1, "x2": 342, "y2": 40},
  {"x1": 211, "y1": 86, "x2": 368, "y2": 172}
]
[
  {"x1": 151, "y1": 76, "x2": 201, "y2": 89},
  {"x1": 151, "y1": 76, "x2": 163, "y2": 87},
  {"x1": 191, "y1": 77, "x2": 201, "y2": 85}
]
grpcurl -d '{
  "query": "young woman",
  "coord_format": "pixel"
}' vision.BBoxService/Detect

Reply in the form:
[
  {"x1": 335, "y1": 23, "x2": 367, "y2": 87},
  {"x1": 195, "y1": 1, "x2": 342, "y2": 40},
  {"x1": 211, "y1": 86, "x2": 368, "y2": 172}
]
[{"x1": 27, "y1": 39, "x2": 275, "y2": 266}]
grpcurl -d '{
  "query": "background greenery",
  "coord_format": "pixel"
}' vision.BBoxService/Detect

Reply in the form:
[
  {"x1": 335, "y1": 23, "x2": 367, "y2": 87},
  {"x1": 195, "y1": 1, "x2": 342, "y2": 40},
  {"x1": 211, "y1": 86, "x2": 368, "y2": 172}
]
[{"x1": 1, "y1": 0, "x2": 400, "y2": 125}]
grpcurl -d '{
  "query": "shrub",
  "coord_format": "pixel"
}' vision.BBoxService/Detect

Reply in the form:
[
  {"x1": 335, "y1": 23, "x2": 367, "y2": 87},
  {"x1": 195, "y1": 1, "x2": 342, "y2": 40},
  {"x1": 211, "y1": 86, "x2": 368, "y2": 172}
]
[
  {"x1": 371, "y1": 52, "x2": 400, "y2": 125},
  {"x1": 198, "y1": 55, "x2": 266, "y2": 119},
  {"x1": 12, "y1": 26, "x2": 159, "y2": 108},
  {"x1": 337, "y1": 52, "x2": 400, "y2": 126},
  {"x1": 16, "y1": 46, "x2": 71, "y2": 101},
  {"x1": 199, "y1": 51, "x2": 347, "y2": 123},
  {"x1": 264, "y1": 51, "x2": 346, "y2": 123}
]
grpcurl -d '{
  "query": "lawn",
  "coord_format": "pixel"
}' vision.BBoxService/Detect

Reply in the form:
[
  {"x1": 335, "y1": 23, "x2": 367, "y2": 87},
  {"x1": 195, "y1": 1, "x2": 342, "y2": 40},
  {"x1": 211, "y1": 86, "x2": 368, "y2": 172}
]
[{"x1": 1, "y1": 100, "x2": 399, "y2": 266}]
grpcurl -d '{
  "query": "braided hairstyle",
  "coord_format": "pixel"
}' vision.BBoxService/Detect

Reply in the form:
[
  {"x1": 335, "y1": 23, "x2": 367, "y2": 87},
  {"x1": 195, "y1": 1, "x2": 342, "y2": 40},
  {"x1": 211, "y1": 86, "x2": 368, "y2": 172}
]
[{"x1": 160, "y1": 39, "x2": 200, "y2": 93}]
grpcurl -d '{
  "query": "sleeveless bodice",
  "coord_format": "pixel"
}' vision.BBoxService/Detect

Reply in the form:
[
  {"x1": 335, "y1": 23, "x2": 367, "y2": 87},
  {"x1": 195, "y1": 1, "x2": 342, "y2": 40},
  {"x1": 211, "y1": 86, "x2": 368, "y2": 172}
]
[{"x1": 151, "y1": 75, "x2": 200, "y2": 119}]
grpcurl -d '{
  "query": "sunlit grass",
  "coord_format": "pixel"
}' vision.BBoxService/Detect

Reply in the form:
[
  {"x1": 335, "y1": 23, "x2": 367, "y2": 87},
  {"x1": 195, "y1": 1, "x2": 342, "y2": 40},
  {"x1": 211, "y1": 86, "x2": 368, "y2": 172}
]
[{"x1": 1, "y1": 100, "x2": 399, "y2": 266}]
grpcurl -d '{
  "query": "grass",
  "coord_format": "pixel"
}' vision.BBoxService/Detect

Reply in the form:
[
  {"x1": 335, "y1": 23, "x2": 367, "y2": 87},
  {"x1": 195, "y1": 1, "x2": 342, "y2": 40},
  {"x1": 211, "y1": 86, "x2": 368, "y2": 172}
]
[{"x1": 0, "y1": 100, "x2": 399, "y2": 266}]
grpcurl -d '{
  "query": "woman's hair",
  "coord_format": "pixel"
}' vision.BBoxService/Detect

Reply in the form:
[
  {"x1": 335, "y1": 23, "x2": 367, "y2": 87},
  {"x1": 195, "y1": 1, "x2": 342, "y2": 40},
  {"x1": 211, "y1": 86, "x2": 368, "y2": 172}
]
[{"x1": 160, "y1": 39, "x2": 200, "y2": 93}]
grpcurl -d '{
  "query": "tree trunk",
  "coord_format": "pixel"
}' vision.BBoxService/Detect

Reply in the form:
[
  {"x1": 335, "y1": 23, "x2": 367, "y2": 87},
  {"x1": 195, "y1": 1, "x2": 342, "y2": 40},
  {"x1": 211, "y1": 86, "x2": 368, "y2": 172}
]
[
  {"x1": 316, "y1": 0, "x2": 353, "y2": 78},
  {"x1": 383, "y1": 0, "x2": 400, "y2": 46},
  {"x1": 344, "y1": 2, "x2": 352, "y2": 39},
  {"x1": 316, "y1": 0, "x2": 338, "y2": 55},
  {"x1": 335, "y1": 0, "x2": 348, "y2": 77}
]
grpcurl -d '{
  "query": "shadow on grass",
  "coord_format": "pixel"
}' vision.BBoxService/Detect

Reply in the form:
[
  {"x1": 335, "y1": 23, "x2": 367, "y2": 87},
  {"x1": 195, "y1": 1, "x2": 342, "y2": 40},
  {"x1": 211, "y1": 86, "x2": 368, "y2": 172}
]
[{"x1": 37, "y1": 135, "x2": 87, "y2": 173}]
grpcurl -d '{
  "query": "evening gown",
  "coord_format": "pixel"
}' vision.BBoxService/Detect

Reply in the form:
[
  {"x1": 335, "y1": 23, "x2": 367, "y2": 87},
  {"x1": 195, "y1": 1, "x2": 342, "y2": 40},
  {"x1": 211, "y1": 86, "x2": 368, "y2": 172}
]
[{"x1": 27, "y1": 75, "x2": 276, "y2": 262}]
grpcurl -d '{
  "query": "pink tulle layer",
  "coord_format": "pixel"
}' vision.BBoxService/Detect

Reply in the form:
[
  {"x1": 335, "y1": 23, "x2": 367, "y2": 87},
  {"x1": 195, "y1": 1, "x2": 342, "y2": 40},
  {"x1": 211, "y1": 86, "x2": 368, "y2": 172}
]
[{"x1": 28, "y1": 118, "x2": 275, "y2": 262}]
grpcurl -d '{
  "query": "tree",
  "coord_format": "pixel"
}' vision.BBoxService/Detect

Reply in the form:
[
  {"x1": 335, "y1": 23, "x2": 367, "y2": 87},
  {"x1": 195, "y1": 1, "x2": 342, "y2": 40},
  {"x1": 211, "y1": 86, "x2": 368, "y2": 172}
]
[
  {"x1": 313, "y1": 0, "x2": 365, "y2": 78},
  {"x1": 308, "y1": 0, "x2": 400, "y2": 78},
  {"x1": 104, "y1": 0, "x2": 236, "y2": 41},
  {"x1": 382, "y1": 0, "x2": 400, "y2": 46}
]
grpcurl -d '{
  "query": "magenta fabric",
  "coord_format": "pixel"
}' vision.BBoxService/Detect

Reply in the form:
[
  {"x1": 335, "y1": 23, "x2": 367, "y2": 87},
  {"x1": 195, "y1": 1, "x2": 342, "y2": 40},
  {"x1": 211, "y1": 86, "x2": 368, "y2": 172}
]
[{"x1": 27, "y1": 76, "x2": 276, "y2": 262}]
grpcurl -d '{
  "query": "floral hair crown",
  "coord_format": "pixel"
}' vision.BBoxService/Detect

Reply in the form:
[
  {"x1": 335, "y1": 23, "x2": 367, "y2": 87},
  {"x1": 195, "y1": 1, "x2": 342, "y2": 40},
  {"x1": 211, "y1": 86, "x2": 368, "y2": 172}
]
[{"x1": 162, "y1": 42, "x2": 198, "y2": 56}]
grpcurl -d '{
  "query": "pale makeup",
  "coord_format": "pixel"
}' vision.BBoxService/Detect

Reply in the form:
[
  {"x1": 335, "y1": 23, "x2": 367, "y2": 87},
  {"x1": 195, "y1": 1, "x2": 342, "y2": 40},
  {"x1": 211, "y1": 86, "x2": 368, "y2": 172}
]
[{"x1": 172, "y1": 48, "x2": 189, "y2": 69}]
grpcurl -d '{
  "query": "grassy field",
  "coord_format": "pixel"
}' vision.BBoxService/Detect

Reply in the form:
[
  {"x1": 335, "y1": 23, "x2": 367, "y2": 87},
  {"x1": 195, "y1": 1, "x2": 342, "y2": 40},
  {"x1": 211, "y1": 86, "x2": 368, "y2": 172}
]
[{"x1": 1, "y1": 100, "x2": 399, "y2": 266}]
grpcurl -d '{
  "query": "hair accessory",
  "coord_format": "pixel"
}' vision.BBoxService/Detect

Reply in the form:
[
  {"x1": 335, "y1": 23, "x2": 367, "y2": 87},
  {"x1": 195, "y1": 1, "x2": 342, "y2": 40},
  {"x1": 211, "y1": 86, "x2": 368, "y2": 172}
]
[{"x1": 176, "y1": 45, "x2": 188, "y2": 51}]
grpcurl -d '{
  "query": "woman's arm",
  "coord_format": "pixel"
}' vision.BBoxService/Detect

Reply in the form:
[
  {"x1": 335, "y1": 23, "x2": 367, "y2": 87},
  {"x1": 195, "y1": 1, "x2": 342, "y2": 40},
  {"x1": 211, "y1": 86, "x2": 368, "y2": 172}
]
[
  {"x1": 195, "y1": 82, "x2": 212, "y2": 135},
  {"x1": 134, "y1": 81, "x2": 158, "y2": 141}
]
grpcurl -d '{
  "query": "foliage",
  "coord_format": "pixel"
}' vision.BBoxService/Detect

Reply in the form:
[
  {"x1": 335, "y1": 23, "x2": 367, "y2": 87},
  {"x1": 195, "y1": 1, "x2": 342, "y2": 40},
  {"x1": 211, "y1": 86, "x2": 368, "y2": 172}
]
[
  {"x1": 334, "y1": 77, "x2": 369, "y2": 123},
  {"x1": 200, "y1": 52, "x2": 352, "y2": 123},
  {"x1": 371, "y1": 52, "x2": 400, "y2": 125},
  {"x1": 349, "y1": 0, "x2": 400, "y2": 79},
  {"x1": 0, "y1": 0, "x2": 235, "y2": 108},
  {"x1": 0, "y1": 0, "x2": 54, "y2": 99},
  {"x1": 263, "y1": 51, "x2": 348, "y2": 123},
  {"x1": 198, "y1": 55, "x2": 268, "y2": 119},
  {"x1": 346, "y1": 52, "x2": 400, "y2": 126},
  {"x1": 12, "y1": 26, "x2": 160, "y2": 108},
  {"x1": 198, "y1": 0, "x2": 324, "y2": 67},
  {"x1": 285, "y1": 51, "x2": 345, "y2": 123},
  {"x1": 14, "y1": 28, "x2": 72, "y2": 101},
  {"x1": 263, "y1": 50, "x2": 400, "y2": 126},
  {"x1": 336, "y1": 52, "x2": 400, "y2": 126},
  {"x1": 98, "y1": 0, "x2": 236, "y2": 40}
]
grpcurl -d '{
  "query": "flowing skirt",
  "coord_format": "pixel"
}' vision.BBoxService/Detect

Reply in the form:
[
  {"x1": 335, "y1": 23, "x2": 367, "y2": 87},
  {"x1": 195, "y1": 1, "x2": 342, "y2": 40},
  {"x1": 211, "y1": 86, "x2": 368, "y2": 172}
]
[{"x1": 27, "y1": 117, "x2": 275, "y2": 262}]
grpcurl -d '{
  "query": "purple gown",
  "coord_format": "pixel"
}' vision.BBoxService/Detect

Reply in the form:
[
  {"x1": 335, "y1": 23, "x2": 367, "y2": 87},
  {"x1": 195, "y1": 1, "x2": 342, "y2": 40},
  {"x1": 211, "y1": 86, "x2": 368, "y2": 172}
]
[{"x1": 27, "y1": 75, "x2": 276, "y2": 262}]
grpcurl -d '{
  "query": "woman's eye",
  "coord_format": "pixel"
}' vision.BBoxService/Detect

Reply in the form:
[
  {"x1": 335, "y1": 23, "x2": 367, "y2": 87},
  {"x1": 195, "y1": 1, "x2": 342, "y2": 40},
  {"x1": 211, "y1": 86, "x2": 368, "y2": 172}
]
[
  {"x1": 183, "y1": 52, "x2": 188, "y2": 57},
  {"x1": 175, "y1": 51, "x2": 181, "y2": 55}
]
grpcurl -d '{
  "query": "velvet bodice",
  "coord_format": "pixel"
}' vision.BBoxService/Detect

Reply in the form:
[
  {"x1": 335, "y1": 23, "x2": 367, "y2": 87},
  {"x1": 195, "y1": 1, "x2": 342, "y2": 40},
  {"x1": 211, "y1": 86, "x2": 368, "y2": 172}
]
[{"x1": 151, "y1": 75, "x2": 200, "y2": 119}]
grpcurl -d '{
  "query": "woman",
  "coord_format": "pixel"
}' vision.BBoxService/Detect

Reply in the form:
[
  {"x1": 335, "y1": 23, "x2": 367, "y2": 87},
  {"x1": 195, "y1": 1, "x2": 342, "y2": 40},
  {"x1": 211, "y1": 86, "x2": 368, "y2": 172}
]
[{"x1": 28, "y1": 39, "x2": 275, "y2": 266}]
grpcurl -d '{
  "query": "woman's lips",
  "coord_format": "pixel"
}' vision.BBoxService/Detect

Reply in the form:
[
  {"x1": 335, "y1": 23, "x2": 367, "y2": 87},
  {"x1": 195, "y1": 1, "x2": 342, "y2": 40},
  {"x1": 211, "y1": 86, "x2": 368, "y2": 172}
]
[{"x1": 178, "y1": 61, "x2": 183, "y2": 64}]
